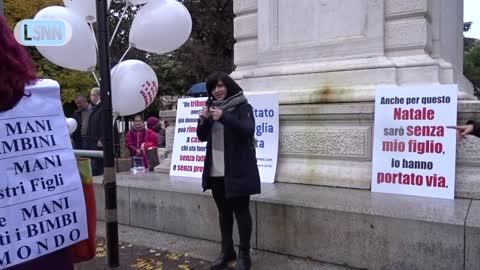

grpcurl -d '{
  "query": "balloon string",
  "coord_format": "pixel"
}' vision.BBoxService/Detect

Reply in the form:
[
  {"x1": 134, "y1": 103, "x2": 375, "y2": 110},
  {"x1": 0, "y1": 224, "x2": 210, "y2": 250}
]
[
  {"x1": 110, "y1": 2, "x2": 130, "y2": 47},
  {"x1": 88, "y1": 23, "x2": 98, "y2": 51},
  {"x1": 111, "y1": 45, "x2": 132, "y2": 78},
  {"x1": 118, "y1": 45, "x2": 132, "y2": 64},
  {"x1": 91, "y1": 71, "x2": 100, "y2": 86}
]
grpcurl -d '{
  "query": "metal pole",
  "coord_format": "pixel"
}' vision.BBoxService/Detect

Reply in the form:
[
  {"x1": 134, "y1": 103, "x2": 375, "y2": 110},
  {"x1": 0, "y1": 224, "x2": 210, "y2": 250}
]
[
  {"x1": 0, "y1": 0, "x2": 4, "y2": 16},
  {"x1": 73, "y1": 149, "x2": 104, "y2": 158},
  {"x1": 95, "y1": 0, "x2": 119, "y2": 268}
]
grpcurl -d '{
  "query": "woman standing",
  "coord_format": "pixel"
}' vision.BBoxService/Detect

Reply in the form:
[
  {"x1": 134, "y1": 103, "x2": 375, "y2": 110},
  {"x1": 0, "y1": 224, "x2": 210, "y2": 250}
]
[
  {"x1": 197, "y1": 72, "x2": 261, "y2": 270},
  {"x1": 126, "y1": 114, "x2": 159, "y2": 169},
  {"x1": 0, "y1": 15, "x2": 75, "y2": 270}
]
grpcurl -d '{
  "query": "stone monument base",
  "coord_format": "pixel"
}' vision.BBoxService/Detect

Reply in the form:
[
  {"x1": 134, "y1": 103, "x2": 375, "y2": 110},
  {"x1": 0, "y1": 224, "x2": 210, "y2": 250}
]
[
  {"x1": 94, "y1": 172, "x2": 480, "y2": 270},
  {"x1": 277, "y1": 101, "x2": 480, "y2": 199},
  {"x1": 159, "y1": 100, "x2": 480, "y2": 199}
]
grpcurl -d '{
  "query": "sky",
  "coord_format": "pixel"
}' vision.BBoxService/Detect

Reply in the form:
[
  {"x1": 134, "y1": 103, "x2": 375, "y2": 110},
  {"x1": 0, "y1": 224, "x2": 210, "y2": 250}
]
[{"x1": 465, "y1": 0, "x2": 480, "y2": 39}]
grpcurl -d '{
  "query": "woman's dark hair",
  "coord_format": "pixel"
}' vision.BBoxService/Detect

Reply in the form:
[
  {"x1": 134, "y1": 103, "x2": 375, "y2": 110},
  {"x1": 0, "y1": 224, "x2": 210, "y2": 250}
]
[
  {"x1": 205, "y1": 71, "x2": 243, "y2": 100},
  {"x1": 0, "y1": 16, "x2": 38, "y2": 113}
]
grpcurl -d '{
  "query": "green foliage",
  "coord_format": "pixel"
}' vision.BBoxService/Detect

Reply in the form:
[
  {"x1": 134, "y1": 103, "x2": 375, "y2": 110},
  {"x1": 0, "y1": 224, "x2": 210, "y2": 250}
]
[
  {"x1": 6, "y1": 0, "x2": 234, "y2": 115},
  {"x1": 5, "y1": 0, "x2": 97, "y2": 111},
  {"x1": 4, "y1": 0, "x2": 62, "y2": 27},
  {"x1": 37, "y1": 57, "x2": 96, "y2": 102},
  {"x1": 107, "y1": 0, "x2": 235, "y2": 116},
  {"x1": 464, "y1": 46, "x2": 480, "y2": 88}
]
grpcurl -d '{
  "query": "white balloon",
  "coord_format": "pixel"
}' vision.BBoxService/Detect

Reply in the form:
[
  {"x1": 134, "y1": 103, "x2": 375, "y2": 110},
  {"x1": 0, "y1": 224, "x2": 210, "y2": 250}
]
[
  {"x1": 129, "y1": 0, "x2": 192, "y2": 54},
  {"x1": 34, "y1": 6, "x2": 97, "y2": 71},
  {"x1": 128, "y1": 0, "x2": 148, "y2": 5},
  {"x1": 66, "y1": 118, "x2": 78, "y2": 134},
  {"x1": 111, "y1": 60, "x2": 159, "y2": 116},
  {"x1": 63, "y1": 0, "x2": 112, "y2": 23}
]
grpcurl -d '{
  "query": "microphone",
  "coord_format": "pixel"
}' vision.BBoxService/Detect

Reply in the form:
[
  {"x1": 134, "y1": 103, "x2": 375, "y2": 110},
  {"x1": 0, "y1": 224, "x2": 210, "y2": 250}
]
[{"x1": 198, "y1": 97, "x2": 212, "y2": 126}]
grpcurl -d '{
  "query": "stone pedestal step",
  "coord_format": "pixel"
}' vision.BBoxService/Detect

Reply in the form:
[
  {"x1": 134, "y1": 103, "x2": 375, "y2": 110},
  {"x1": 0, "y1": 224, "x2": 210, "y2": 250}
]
[{"x1": 94, "y1": 172, "x2": 480, "y2": 270}]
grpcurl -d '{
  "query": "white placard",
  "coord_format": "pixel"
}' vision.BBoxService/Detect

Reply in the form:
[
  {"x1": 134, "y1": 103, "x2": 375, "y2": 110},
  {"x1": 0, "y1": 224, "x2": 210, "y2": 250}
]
[
  {"x1": 170, "y1": 97, "x2": 208, "y2": 177},
  {"x1": 0, "y1": 79, "x2": 88, "y2": 269},
  {"x1": 170, "y1": 94, "x2": 279, "y2": 183},
  {"x1": 372, "y1": 85, "x2": 458, "y2": 199},
  {"x1": 249, "y1": 93, "x2": 279, "y2": 183}
]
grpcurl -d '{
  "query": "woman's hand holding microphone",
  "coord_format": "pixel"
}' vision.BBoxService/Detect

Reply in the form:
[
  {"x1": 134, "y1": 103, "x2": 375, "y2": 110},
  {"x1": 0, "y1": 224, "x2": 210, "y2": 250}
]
[
  {"x1": 209, "y1": 107, "x2": 223, "y2": 120},
  {"x1": 199, "y1": 106, "x2": 209, "y2": 119},
  {"x1": 199, "y1": 106, "x2": 223, "y2": 122}
]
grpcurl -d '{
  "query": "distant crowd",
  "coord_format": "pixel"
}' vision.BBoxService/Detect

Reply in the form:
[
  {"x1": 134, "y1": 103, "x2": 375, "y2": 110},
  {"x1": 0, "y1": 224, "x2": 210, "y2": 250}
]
[{"x1": 72, "y1": 87, "x2": 167, "y2": 175}]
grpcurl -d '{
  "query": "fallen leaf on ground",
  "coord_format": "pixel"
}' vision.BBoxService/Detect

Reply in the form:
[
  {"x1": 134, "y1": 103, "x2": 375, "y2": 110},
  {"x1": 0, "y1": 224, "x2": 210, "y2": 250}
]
[{"x1": 167, "y1": 253, "x2": 181, "y2": 260}]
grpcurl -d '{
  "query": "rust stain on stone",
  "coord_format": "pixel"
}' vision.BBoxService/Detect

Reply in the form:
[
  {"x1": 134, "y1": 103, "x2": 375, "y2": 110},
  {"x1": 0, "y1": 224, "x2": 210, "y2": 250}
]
[{"x1": 312, "y1": 86, "x2": 349, "y2": 104}]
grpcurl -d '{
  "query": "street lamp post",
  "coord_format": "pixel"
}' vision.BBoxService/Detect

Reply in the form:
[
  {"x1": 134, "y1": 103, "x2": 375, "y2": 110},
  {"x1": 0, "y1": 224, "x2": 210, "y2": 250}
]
[{"x1": 95, "y1": 0, "x2": 120, "y2": 268}]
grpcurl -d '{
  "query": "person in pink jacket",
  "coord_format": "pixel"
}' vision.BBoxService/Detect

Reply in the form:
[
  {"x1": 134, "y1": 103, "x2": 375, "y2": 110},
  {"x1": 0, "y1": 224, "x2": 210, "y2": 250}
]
[{"x1": 126, "y1": 114, "x2": 159, "y2": 168}]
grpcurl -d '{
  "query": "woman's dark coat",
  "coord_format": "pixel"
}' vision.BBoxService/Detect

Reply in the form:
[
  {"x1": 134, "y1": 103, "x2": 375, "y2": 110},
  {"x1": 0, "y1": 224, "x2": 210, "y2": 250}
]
[{"x1": 197, "y1": 102, "x2": 261, "y2": 198}]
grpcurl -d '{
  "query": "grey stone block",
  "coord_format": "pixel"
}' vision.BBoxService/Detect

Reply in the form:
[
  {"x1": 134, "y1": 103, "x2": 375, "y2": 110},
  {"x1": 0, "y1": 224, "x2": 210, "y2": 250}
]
[
  {"x1": 95, "y1": 221, "x2": 357, "y2": 270},
  {"x1": 466, "y1": 200, "x2": 480, "y2": 270},
  {"x1": 255, "y1": 184, "x2": 469, "y2": 270},
  {"x1": 126, "y1": 173, "x2": 257, "y2": 248}
]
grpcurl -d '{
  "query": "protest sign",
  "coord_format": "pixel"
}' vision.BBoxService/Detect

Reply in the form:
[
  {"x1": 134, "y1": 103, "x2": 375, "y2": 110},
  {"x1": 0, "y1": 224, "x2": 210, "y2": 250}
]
[
  {"x1": 170, "y1": 93, "x2": 279, "y2": 183},
  {"x1": 169, "y1": 98, "x2": 207, "y2": 177},
  {"x1": 0, "y1": 79, "x2": 88, "y2": 268},
  {"x1": 371, "y1": 85, "x2": 458, "y2": 199},
  {"x1": 248, "y1": 93, "x2": 279, "y2": 183}
]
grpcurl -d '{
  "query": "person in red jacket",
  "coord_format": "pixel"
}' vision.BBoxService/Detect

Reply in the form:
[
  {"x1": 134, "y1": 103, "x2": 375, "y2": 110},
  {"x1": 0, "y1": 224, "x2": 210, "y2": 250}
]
[{"x1": 126, "y1": 114, "x2": 159, "y2": 168}]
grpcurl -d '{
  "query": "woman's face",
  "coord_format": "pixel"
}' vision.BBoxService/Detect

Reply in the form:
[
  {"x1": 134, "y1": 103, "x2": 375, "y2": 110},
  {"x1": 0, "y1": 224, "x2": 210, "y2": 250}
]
[
  {"x1": 212, "y1": 80, "x2": 227, "y2": 101},
  {"x1": 134, "y1": 117, "x2": 144, "y2": 129}
]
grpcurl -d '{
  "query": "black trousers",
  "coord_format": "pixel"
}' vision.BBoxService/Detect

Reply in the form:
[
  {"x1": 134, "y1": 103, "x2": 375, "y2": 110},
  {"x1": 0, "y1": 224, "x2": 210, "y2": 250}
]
[{"x1": 210, "y1": 177, "x2": 252, "y2": 251}]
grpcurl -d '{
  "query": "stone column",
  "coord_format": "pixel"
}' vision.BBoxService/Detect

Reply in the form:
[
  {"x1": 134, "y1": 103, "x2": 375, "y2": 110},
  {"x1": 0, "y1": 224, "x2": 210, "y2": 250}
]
[
  {"x1": 232, "y1": 0, "x2": 474, "y2": 102},
  {"x1": 232, "y1": 0, "x2": 480, "y2": 198},
  {"x1": 155, "y1": 110, "x2": 177, "y2": 173}
]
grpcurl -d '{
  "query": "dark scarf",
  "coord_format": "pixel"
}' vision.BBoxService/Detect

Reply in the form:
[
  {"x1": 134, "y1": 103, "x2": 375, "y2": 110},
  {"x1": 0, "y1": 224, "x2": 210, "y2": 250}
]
[{"x1": 211, "y1": 91, "x2": 247, "y2": 112}]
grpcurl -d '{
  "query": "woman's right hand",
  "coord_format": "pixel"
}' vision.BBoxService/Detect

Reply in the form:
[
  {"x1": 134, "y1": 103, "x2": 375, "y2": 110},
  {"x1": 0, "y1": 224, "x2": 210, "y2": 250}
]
[
  {"x1": 136, "y1": 149, "x2": 142, "y2": 156},
  {"x1": 199, "y1": 107, "x2": 209, "y2": 118}
]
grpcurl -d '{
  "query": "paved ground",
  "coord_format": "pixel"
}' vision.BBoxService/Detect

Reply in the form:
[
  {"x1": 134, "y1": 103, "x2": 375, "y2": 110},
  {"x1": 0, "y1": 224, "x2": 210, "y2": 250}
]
[
  {"x1": 77, "y1": 221, "x2": 358, "y2": 270},
  {"x1": 77, "y1": 237, "x2": 210, "y2": 270}
]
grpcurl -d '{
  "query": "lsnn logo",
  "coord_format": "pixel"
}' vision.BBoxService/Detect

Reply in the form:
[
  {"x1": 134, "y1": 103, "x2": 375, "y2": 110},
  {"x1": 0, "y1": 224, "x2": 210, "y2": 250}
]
[{"x1": 14, "y1": 19, "x2": 72, "y2": 46}]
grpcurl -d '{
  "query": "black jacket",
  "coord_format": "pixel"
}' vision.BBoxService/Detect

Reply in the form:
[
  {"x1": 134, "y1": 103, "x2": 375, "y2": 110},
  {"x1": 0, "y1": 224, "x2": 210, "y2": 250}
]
[
  {"x1": 86, "y1": 102, "x2": 120, "y2": 155},
  {"x1": 197, "y1": 102, "x2": 261, "y2": 198},
  {"x1": 72, "y1": 106, "x2": 93, "y2": 149},
  {"x1": 71, "y1": 109, "x2": 84, "y2": 149},
  {"x1": 85, "y1": 103, "x2": 104, "y2": 150}
]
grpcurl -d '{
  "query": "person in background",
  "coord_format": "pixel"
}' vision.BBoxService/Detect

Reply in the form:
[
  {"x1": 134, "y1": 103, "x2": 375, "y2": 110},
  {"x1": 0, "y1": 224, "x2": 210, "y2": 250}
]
[
  {"x1": 147, "y1": 116, "x2": 166, "y2": 147},
  {"x1": 71, "y1": 95, "x2": 91, "y2": 149},
  {"x1": 454, "y1": 120, "x2": 480, "y2": 138},
  {"x1": 197, "y1": 71, "x2": 261, "y2": 270},
  {"x1": 89, "y1": 87, "x2": 101, "y2": 106},
  {"x1": 126, "y1": 114, "x2": 159, "y2": 168},
  {"x1": 86, "y1": 87, "x2": 105, "y2": 176},
  {"x1": 0, "y1": 15, "x2": 75, "y2": 270}
]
